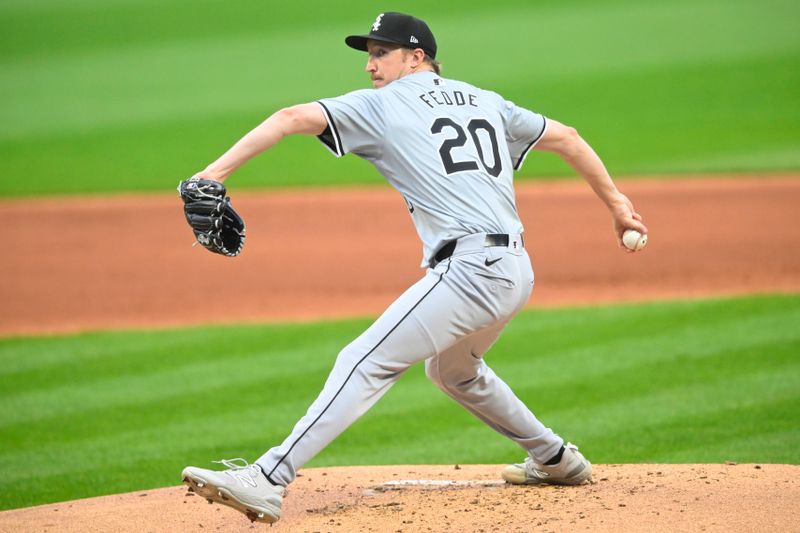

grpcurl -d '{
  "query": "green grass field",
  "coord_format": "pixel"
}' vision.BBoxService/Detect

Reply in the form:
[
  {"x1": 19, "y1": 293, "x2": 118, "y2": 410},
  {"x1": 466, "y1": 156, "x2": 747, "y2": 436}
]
[
  {"x1": 1, "y1": 294, "x2": 798, "y2": 509},
  {"x1": 2, "y1": 0, "x2": 798, "y2": 515},
  {"x1": 1, "y1": 0, "x2": 798, "y2": 197}
]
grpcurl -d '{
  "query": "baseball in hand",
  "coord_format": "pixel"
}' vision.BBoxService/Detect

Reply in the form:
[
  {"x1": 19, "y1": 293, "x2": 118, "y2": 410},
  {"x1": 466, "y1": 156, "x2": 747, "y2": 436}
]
[{"x1": 622, "y1": 229, "x2": 648, "y2": 251}]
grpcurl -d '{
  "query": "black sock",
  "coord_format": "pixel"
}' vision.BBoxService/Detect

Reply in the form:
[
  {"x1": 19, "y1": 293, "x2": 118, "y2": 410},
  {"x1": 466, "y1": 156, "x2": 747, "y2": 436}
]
[{"x1": 544, "y1": 445, "x2": 565, "y2": 465}]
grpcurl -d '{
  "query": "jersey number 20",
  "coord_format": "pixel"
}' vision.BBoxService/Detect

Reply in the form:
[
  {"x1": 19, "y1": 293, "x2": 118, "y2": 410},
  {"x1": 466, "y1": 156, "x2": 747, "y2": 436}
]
[{"x1": 430, "y1": 118, "x2": 502, "y2": 178}]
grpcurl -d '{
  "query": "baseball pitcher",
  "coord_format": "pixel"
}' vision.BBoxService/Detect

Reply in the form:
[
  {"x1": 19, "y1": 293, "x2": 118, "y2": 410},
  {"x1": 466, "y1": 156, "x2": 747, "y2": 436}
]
[{"x1": 180, "y1": 12, "x2": 648, "y2": 524}]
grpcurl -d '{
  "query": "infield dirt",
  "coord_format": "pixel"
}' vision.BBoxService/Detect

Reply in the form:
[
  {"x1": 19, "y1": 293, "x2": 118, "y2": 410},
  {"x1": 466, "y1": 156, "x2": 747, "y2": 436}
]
[
  {"x1": 1, "y1": 176, "x2": 799, "y2": 531},
  {"x1": 1, "y1": 464, "x2": 798, "y2": 532},
  {"x1": 2, "y1": 175, "x2": 799, "y2": 336}
]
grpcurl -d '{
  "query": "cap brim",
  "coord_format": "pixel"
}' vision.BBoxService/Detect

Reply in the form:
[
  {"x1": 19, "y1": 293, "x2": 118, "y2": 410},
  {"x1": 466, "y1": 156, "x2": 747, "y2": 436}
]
[{"x1": 345, "y1": 34, "x2": 408, "y2": 52}]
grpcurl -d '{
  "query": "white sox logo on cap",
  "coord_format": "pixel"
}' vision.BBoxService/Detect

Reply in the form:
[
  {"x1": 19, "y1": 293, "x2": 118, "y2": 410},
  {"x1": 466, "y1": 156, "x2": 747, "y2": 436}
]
[
  {"x1": 345, "y1": 12, "x2": 438, "y2": 59},
  {"x1": 372, "y1": 13, "x2": 384, "y2": 32}
]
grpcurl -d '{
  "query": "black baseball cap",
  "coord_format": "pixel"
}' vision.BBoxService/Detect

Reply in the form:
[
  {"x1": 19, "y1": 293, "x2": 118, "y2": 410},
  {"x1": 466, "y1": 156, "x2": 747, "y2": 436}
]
[{"x1": 345, "y1": 12, "x2": 437, "y2": 59}]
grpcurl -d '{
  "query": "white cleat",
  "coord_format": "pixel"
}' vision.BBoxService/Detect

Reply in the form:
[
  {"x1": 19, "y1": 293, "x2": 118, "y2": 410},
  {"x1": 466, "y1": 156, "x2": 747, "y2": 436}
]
[
  {"x1": 502, "y1": 442, "x2": 593, "y2": 486},
  {"x1": 182, "y1": 458, "x2": 284, "y2": 523}
]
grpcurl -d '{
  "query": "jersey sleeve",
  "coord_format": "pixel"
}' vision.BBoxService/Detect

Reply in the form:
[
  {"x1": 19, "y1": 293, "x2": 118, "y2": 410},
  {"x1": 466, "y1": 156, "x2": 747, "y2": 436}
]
[
  {"x1": 316, "y1": 89, "x2": 385, "y2": 160},
  {"x1": 502, "y1": 99, "x2": 547, "y2": 171}
]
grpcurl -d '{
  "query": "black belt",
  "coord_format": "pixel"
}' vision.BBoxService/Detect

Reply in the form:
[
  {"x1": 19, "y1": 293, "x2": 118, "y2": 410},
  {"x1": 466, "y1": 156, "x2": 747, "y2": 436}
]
[{"x1": 433, "y1": 233, "x2": 524, "y2": 264}]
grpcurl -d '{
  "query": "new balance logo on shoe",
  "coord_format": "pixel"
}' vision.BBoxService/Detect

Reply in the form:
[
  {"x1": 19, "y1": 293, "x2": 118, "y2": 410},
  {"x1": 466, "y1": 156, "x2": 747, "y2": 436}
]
[{"x1": 234, "y1": 472, "x2": 258, "y2": 488}]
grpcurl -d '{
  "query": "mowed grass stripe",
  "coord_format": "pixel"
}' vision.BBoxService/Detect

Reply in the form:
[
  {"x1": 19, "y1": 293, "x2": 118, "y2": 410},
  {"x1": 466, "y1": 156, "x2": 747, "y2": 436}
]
[
  {"x1": 2, "y1": 296, "x2": 794, "y2": 431},
  {"x1": 2, "y1": 51, "x2": 797, "y2": 196},
  {"x1": 3, "y1": 0, "x2": 794, "y2": 140},
  {"x1": 0, "y1": 320, "x2": 367, "y2": 376},
  {"x1": 335, "y1": 360, "x2": 799, "y2": 466},
  {"x1": 2, "y1": 0, "x2": 799, "y2": 196},
  {"x1": 0, "y1": 340, "x2": 344, "y2": 426},
  {"x1": 530, "y1": 53, "x2": 800, "y2": 176},
  {"x1": 556, "y1": 365, "x2": 799, "y2": 442},
  {"x1": 0, "y1": 294, "x2": 797, "y2": 509},
  {"x1": 660, "y1": 426, "x2": 800, "y2": 464}
]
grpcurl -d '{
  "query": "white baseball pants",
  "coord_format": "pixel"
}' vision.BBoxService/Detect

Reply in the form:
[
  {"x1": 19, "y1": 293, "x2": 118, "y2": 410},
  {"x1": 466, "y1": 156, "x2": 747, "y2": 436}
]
[{"x1": 257, "y1": 233, "x2": 563, "y2": 486}]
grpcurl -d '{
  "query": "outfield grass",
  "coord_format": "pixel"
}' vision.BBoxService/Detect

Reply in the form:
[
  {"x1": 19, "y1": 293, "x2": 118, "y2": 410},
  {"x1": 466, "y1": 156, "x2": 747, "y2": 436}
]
[
  {"x1": 1, "y1": 0, "x2": 798, "y2": 197},
  {"x1": 0, "y1": 294, "x2": 797, "y2": 509}
]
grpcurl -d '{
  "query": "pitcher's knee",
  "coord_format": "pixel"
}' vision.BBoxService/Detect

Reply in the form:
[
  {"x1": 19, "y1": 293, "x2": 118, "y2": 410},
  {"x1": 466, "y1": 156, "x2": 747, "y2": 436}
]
[{"x1": 333, "y1": 344, "x2": 359, "y2": 369}]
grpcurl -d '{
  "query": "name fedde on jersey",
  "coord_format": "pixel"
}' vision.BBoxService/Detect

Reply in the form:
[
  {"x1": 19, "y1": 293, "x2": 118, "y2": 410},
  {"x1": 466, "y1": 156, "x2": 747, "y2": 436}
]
[{"x1": 418, "y1": 89, "x2": 478, "y2": 109}]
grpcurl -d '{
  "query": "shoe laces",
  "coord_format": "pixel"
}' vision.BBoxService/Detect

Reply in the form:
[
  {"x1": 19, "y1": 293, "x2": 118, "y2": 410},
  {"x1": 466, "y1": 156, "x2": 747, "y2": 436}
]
[
  {"x1": 523, "y1": 456, "x2": 549, "y2": 477},
  {"x1": 214, "y1": 458, "x2": 262, "y2": 481},
  {"x1": 215, "y1": 457, "x2": 252, "y2": 470}
]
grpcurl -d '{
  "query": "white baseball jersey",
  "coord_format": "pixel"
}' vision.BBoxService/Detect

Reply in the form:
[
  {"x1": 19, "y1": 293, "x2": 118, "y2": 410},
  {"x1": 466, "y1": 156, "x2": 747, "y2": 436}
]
[
  {"x1": 257, "y1": 71, "x2": 564, "y2": 488},
  {"x1": 316, "y1": 71, "x2": 547, "y2": 266}
]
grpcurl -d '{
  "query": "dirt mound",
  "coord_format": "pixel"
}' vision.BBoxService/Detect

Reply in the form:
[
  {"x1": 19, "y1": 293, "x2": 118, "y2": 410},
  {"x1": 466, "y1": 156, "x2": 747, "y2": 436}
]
[
  {"x1": 2, "y1": 175, "x2": 799, "y2": 336},
  {"x1": 1, "y1": 464, "x2": 797, "y2": 532}
]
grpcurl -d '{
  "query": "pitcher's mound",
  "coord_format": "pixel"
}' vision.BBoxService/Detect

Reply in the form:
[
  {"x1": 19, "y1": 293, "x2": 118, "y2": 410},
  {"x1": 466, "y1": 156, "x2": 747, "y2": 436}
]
[{"x1": 1, "y1": 464, "x2": 798, "y2": 532}]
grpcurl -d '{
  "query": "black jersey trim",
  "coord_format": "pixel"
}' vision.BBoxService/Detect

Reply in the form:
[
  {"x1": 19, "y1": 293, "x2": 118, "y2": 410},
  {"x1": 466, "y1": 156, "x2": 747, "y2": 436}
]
[
  {"x1": 513, "y1": 116, "x2": 548, "y2": 171},
  {"x1": 266, "y1": 260, "x2": 453, "y2": 479},
  {"x1": 316, "y1": 101, "x2": 344, "y2": 158}
]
